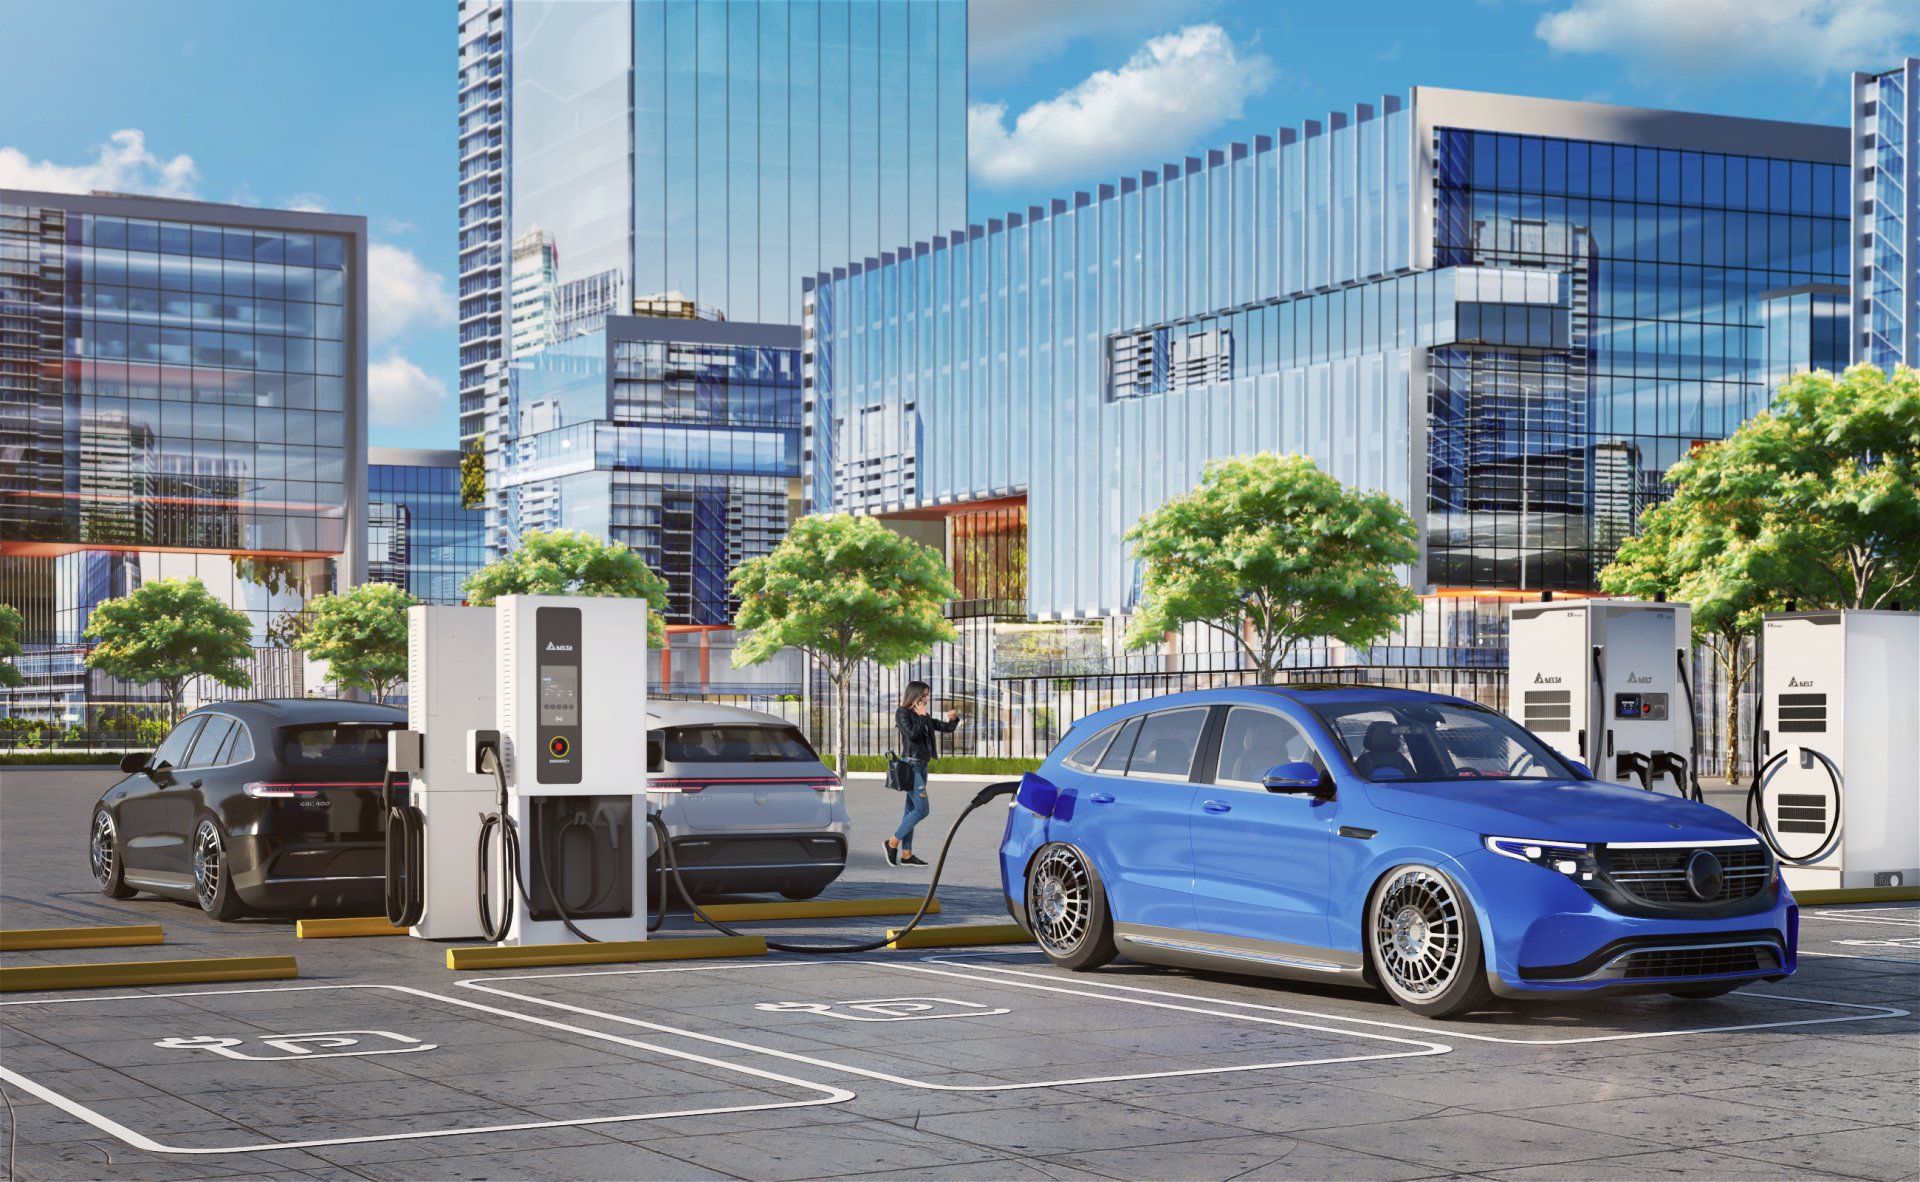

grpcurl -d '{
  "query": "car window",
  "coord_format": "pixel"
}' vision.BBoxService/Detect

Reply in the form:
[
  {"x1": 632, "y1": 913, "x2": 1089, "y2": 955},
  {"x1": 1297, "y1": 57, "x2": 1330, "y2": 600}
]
[
  {"x1": 661, "y1": 725, "x2": 818, "y2": 763},
  {"x1": 222, "y1": 724, "x2": 255, "y2": 764},
  {"x1": 1312, "y1": 701, "x2": 1574, "y2": 783},
  {"x1": 151, "y1": 717, "x2": 206, "y2": 769},
  {"x1": 184, "y1": 715, "x2": 235, "y2": 767},
  {"x1": 1125, "y1": 708, "x2": 1208, "y2": 780},
  {"x1": 281, "y1": 723, "x2": 395, "y2": 769},
  {"x1": 1061, "y1": 721, "x2": 1122, "y2": 772},
  {"x1": 1215, "y1": 708, "x2": 1317, "y2": 787},
  {"x1": 1095, "y1": 717, "x2": 1143, "y2": 773}
]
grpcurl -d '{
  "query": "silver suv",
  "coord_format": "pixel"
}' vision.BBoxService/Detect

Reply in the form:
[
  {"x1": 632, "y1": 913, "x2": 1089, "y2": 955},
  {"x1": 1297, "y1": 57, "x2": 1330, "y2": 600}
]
[{"x1": 646, "y1": 702, "x2": 848, "y2": 900}]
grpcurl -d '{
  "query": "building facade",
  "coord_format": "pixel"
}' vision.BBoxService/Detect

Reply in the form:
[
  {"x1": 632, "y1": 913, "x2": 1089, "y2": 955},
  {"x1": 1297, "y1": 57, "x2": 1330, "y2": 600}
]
[
  {"x1": 366, "y1": 448, "x2": 486, "y2": 605},
  {"x1": 472, "y1": 0, "x2": 968, "y2": 566},
  {"x1": 502, "y1": 312, "x2": 801, "y2": 624},
  {"x1": 0, "y1": 189, "x2": 368, "y2": 719},
  {"x1": 1854, "y1": 56, "x2": 1918, "y2": 368},
  {"x1": 806, "y1": 87, "x2": 1850, "y2": 647}
]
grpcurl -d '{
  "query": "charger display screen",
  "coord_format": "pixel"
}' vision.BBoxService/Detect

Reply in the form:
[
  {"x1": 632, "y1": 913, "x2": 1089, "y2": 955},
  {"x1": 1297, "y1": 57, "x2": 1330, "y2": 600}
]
[{"x1": 538, "y1": 665, "x2": 579, "y2": 726}]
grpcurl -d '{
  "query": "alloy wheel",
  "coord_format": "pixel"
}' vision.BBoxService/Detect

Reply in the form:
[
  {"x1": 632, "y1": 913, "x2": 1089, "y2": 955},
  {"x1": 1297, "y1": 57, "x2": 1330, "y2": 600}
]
[
  {"x1": 1029, "y1": 845, "x2": 1093, "y2": 956},
  {"x1": 1372, "y1": 867, "x2": 1465, "y2": 1001},
  {"x1": 192, "y1": 821, "x2": 224, "y2": 909},
  {"x1": 90, "y1": 812, "x2": 117, "y2": 887}
]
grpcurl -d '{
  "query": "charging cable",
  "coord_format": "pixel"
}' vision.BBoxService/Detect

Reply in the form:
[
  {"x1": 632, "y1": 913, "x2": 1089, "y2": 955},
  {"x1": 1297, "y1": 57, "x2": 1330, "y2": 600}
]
[
  {"x1": 1746, "y1": 746, "x2": 1844, "y2": 867},
  {"x1": 650, "y1": 780, "x2": 1021, "y2": 954},
  {"x1": 476, "y1": 746, "x2": 606, "y2": 945}
]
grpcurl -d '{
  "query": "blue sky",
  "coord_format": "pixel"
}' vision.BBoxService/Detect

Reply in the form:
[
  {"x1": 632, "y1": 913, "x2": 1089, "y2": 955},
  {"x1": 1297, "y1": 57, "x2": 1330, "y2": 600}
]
[{"x1": 3, "y1": 0, "x2": 1912, "y2": 450}]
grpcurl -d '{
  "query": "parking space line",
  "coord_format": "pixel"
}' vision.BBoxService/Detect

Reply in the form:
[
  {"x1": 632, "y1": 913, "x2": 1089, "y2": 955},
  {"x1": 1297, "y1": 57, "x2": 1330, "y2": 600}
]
[
  {"x1": 0, "y1": 982, "x2": 852, "y2": 1155},
  {"x1": 926, "y1": 952, "x2": 1910, "y2": 1046},
  {"x1": 457, "y1": 959, "x2": 1450, "y2": 1092},
  {"x1": 1804, "y1": 910, "x2": 1920, "y2": 927}
]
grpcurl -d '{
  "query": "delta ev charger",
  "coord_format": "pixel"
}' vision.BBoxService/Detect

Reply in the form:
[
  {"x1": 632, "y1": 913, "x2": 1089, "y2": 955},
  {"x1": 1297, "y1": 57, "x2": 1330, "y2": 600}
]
[
  {"x1": 1751, "y1": 610, "x2": 1920, "y2": 891},
  {"x1": 1508, "y1": 599, "x2": 1700, "y2": 797}
]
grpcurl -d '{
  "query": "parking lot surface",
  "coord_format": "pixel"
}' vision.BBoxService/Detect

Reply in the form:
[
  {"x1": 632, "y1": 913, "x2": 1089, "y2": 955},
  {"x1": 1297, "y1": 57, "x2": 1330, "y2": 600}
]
[{"x1": 2, "y1": 766, "x2": 1917, "y2": 1180}]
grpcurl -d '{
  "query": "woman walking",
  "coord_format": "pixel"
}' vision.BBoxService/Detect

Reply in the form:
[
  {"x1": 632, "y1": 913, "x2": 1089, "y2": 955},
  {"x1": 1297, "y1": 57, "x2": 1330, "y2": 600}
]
[{"x1": 887, "y1": 681, "x2": 959, "y2": 867}]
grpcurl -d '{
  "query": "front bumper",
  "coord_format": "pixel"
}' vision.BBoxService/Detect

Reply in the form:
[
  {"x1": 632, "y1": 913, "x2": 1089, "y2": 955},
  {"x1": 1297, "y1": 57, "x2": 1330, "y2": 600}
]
[{"x1": 1448, "y1": 847, "x2": 1798, "y2": 999}]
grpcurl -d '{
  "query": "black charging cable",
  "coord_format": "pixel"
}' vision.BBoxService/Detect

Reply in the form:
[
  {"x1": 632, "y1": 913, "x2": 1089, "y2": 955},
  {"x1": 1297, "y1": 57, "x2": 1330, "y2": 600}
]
[
  {"x1": 476, "y1": 747, "x2": 605, "y2": 945},
  {"x1": 650, "y1": 780, "x2": 1021, "y2": 954},
  {"x1": 1746, "y1": 746, "x2": 1845, "y2": 867}
]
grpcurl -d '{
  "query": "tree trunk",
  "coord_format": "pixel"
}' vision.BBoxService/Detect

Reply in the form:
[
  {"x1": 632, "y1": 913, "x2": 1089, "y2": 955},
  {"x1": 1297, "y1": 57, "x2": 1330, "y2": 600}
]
[
  {"x1": 163, "y1": 678, "x2": 183, "y2": 728},
  {"x1": 829, "y1": 667, "x2": 847, "y2": 780}
]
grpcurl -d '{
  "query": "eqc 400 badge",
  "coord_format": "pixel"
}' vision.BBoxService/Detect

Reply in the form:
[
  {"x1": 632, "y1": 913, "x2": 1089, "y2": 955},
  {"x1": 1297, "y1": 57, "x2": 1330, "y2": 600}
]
[{"x1": 535, "y1": 607, "x2": 582, "y2": 784}]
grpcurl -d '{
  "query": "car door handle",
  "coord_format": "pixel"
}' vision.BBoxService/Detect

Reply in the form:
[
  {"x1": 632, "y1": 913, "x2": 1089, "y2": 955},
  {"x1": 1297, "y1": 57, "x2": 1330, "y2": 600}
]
[
  {"x1": 1088, "y1": 792, "x2": 1115, "y2": 804},
  {"x1": 189, "y1": 779, "x2": 203, "y2": 790},
  {"x1": 1201, "y1": 800, "x2": 1231, "y2": 814}
]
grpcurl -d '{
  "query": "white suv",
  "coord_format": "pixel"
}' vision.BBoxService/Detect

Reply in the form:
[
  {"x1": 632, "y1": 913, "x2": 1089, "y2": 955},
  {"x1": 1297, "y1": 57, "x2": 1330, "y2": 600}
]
[{"x1": 646, "y1": 702, "x2": 848, "y2": 900}]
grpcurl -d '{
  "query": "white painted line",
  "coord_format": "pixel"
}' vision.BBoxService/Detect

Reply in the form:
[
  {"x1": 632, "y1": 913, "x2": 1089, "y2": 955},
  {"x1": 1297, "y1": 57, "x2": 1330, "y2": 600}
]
[
  {"x1": 1803, "y1": 911, "x2": 1920, "y2": 928},
  {"x1": 927, "y1": 952, "x2": 1910, "y2": 1046},
  {"x1": 0, "y1": 982, "x2": 851, "y2": 1156},
  {"x1": 1801, "y1": 950, "x2": 1920, "y2": 965},
  {"x1": 457, "y1": 959, "x2": 1451, "y2": 1092}
]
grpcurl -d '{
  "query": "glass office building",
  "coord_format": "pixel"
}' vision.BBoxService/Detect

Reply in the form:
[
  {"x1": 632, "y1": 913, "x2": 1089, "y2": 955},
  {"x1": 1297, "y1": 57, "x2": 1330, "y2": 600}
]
[
  {"x1": 366, "y1": 449, "x2": 486, "y2": 605},
  {"x1": 806, "y1": 88, "x2": 1849, "y2": 645},
  {"x1": 501, "y1": 312, "x2": 801, "y2": 624},
  {"x1": 0, "y1": 189, "x2": 367, "y2": 718},
  {"x1": 1854, "y1": 57, "x2": 1918, "y2": 368}
]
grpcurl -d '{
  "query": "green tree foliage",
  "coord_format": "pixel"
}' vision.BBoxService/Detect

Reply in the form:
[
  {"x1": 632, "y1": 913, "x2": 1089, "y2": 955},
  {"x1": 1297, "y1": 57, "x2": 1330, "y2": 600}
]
[
  {"x1": 1670, "y1": 364, "x2": 1920, "y2": 610},
  {"x1": 1123, "y1": 453, "x2": 1421, "y2": 683},
  {"x1": 295, "y1": 583, "x2": 417, "y2": 701},
  {"x1": 465, "y1": 529, "x2": 669, "y2": 646},
  {"x1": 0, "y1": 602, "x2": 23, "y2": 689},
  {"x1": 460, "y1": 444, "x2": 487, "y2": 510},
  {"x1": 730, "y1": 515, "x2": 958, "y2": 775},
  {"x1": 1599, "y1": 498, "x2": 1777, "y2": 783},
  {"x1": 82, "y1": 578, "x2": 254, "y2": 725}
]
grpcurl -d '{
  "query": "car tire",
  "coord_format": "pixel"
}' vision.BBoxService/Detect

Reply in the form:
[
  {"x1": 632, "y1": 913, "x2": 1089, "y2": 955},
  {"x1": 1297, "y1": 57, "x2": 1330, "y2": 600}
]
[
  {"x1": 89, "y1": 808, "x2": 136, "y2": 899},
  {"x1": 1366, "y1": 863, "x2": 1492, "y2": 1019},
  {"x1": 191, "y1": 818, "x2": 248, "y2": 921},
  {"x1": 1026, "y1": 843, "x2": 1116, "y2": 972},
  {"x1": 780, "y1": 885, "x2": 825, "y2": 901},
  {"x1": 1668, "y1": 982, "x2": 1743, "y2": 1000}
]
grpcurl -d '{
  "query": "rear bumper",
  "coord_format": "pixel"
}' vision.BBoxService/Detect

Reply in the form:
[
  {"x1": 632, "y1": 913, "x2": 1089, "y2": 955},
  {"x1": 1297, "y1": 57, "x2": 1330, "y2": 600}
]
[
  {"x1": 227, "y1": 834, "x2": 386, "y2": 911},
  {"x1": 661, "y1": 831, "x2": 847, "y2": 897}
]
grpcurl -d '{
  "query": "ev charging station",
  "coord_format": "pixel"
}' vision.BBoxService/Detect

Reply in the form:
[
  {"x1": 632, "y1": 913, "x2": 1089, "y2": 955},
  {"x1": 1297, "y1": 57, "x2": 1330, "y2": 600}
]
[
  {"x1": 1508, "y1": 599, "x2": 1700, "y2": 796},
  {"x1": 1751, "y1": 609, "x2": 1920, "y2": 891},
  {"x1": 387, "y1": 594, "x2": 653, "y2": 947}
]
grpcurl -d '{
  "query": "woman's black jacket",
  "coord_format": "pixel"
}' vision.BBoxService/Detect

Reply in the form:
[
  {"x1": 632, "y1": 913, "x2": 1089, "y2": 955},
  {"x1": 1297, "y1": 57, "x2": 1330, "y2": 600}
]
[{"x1": 895, "y1": 706, "x2": 959, "y2": 762}]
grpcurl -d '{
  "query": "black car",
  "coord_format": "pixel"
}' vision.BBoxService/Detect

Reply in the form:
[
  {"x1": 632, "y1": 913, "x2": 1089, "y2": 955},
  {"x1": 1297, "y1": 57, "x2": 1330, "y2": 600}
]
[{"x1": 90, "y1": 699, "x2": 405, "y2": 919}]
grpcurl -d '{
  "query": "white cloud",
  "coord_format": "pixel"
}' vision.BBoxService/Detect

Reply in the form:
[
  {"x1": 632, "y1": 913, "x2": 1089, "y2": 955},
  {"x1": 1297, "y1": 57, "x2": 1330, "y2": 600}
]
[
  {"x1": 0, "y1": 129, "x2": 199, "y2": 199},
  {"x1": 969, "y1": 24, "x2": 1274, "y2": 191},
  {"x1": 285, "y1": 193, "x2": 329, "y2": 213},
  {"x1": 369, "y1": 353, "x2": 448, "y2": 428},
  {"x1": 368, "y1": 242, "x2": 454, "y2": 346},
  {"x1": 968, "y1": 0, "x2": 1210, "y2": 77},
  {"x1": 1536, "y1": 0, "x2": 1917, "y2": 78}
]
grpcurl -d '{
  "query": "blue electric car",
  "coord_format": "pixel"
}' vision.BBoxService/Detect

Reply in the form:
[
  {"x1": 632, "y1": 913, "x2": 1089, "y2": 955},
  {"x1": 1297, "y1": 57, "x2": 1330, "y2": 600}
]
[{"x1": 1000, "y1": 686, "x2": 1796, "y2": 1018}]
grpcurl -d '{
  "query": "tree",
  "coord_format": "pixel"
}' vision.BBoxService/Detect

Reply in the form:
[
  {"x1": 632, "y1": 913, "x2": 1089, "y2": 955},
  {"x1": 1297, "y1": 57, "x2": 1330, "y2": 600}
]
[
  {"x1": 730, "y1": 515, "x2": 958, "y2": 776},
  {"x1": 1673, "y1": 364, "x2": 1920, "y2": 611},
  {"x1": 0, "y1": 602, "x2": 24, "y2": 689},
  {"x1": 295, "y1": 583, "x2": 417, "y2": 701},
  {"x1": 83, "y1": 578, "x2": 254, "y2": 725},
  {"x1": 1123, "y1": 453, "x2": 1421, "y2": 683},
  {"x1": 460, "y1": 444, "x2": 487, "y2": 510},
  {"x1": 464, "y1": 529, "x2": 669, "y2": 646},
  {"x1": 1599, "y1": 498, "x2": 1777, "y2": 784}
]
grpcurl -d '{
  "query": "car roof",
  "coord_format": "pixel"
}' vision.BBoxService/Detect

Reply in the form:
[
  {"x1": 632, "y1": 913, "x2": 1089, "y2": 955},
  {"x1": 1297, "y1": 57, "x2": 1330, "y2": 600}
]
[
  {"x1": 645, "y1": 700, "x2": 798, "y2": 728},
  {"x1": 1058, "y1": 684, "x2": 1488, "y2": 738},
  {"x1": 187, "y1": 698, "x2": 406, "y2": 725}
]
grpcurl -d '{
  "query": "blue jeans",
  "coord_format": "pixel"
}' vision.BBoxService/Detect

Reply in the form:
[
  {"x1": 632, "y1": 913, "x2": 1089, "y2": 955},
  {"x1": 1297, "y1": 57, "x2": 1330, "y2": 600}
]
[{"x1": 894, "y1": 760, "x2": 930, "y2": 845}]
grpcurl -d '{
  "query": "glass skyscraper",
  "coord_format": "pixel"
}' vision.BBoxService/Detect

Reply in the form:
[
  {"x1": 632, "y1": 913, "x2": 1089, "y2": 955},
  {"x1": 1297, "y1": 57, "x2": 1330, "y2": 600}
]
[
  {"x1": 805, "y1": 88, "x2": 1849, "y2": 650},
  {"x1": 1854, "y1": 57, "x2": 1918, "y2": 369},
  {"x1": 366, "y1": 448, "x2": 486, "y2": 605},
  {"x1": 0, "y1": 189, "x2": 367, "y2": 719}
]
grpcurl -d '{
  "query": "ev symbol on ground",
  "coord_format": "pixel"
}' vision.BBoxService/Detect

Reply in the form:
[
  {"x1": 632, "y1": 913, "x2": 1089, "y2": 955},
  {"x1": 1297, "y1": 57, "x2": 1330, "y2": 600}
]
[
  {"x1": 754, "y1": 997, "x2": 1011, "y2": 1022},
  {"x1": 152, "y1": 1030, "x2": 436, "y2": 1060}
]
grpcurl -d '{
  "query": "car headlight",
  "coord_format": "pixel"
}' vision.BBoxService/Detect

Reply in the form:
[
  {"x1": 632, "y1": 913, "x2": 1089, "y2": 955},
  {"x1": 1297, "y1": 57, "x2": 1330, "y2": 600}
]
[{"x1": 1484, "y1": 835, "x2": 1599, "y2": 882}]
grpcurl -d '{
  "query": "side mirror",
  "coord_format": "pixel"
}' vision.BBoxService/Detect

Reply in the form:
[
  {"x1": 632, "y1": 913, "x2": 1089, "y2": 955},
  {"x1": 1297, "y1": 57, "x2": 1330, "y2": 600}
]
[
  {"x1": 120, "y1": 752, "x2": 150, "y2": 775},
  {"x1": 1566, "y1": 759, "x2": 1594, "y2": 781},
  {"x1": 1262, "y1": 761, "x2": 1327, "y2": 795}
]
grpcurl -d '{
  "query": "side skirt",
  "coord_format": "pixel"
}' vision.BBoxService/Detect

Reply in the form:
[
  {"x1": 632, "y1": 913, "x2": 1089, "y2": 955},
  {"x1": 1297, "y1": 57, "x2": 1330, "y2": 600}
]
[{"x1": 1113, "y1": 922, "x2": 1368, "y2": 986}]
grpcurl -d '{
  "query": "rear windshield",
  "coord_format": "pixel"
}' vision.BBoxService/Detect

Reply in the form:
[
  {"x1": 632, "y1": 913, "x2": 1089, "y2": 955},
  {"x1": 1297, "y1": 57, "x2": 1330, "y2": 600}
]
[
  {"x1": 280, "y1": 723, "x2": 395, "y2": 770},
  {"x1": 661, "y1": 725, "x2": 817, "y2": 764}
]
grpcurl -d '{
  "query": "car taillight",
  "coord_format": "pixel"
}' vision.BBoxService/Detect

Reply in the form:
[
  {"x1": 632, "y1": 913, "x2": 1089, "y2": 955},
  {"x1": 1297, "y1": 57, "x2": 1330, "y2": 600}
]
[
  {"x1": 805, "y1": 778, "x2": 841, "y2": 792},
  {"x1": 646, "y1": 776, "x2": 840, "y2": 793},
  {"x1": 243, "y1": 781, "x2": 385, "y2": 798}
]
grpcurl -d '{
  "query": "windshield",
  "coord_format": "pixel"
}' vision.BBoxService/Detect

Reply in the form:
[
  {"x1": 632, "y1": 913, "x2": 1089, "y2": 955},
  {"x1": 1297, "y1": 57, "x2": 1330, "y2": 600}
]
[{"x1": 1309, "y1": 701, "x2": 1577, "y2": 784}]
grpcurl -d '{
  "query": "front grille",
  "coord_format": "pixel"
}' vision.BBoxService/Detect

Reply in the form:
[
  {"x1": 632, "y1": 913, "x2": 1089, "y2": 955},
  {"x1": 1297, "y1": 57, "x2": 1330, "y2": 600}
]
[
  {"x1": 1617, "y1": 944, "x2": 1774, "y2": 979},
  {"x1": 1604, "y1": 844, "x2": 1772, "y2": 906}
]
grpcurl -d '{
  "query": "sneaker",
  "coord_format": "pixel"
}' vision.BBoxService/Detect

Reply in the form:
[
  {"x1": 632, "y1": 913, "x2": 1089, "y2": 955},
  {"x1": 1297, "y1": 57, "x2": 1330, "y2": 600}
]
[
  {"x1": 883, "y1": 842, "x2": 900, "y2": 866},
  {"x1": 902, "y1": 853, "x2": 929, "y2": 866}
]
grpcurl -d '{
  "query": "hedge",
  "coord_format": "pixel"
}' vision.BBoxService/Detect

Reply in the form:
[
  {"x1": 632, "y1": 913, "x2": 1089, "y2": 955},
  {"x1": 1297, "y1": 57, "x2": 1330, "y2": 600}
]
[
  {"x1": 0, "y1": 752, "x2": 129, "y2": 767},
  {"x1": 840, "y1": 755, "x2": 1041, "y2": 776}
]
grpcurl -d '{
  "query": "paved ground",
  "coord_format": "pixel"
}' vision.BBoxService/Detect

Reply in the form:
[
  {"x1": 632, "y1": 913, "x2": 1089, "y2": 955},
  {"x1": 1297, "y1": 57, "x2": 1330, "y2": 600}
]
[{"x1": 1, "y1": 766, "x2": 1915, "y2": 1181}]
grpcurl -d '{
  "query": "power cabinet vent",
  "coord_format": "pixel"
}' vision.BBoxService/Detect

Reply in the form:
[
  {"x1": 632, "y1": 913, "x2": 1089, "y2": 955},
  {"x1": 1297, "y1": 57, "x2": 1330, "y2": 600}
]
[{"x1": 1523, "y1": 689, "x2": 1572, "y2": 733}]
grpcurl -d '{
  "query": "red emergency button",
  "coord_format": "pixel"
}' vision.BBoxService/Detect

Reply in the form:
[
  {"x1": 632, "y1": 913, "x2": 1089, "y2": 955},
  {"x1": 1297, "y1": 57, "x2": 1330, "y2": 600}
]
[{"x1": 547, "y1": 735, "x2": 571, "y2": 758}]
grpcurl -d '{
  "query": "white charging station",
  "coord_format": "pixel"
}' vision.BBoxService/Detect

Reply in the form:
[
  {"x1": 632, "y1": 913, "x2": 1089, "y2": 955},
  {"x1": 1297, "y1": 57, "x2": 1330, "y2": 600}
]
[
  {"x1": 473, "y1": 594, "x2": 652, "y2": 946},
  {"x1": 1752, "y1": 609, "x2": 1920, "y2": 891},
  {"x1": 1508, "y1": 599, "x2": 1699, "y2": 795}
]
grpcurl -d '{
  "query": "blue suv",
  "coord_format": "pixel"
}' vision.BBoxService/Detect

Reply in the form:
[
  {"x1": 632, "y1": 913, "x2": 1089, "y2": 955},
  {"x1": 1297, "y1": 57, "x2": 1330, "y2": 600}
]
[{"x1": 1000, "y1": 686, "x2": 1796, "y2": 1018}]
